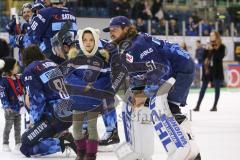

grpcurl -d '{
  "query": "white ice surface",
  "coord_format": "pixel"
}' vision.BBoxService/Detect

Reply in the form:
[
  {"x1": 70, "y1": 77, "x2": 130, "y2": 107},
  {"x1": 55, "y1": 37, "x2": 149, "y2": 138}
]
[{"x1": 0, "y1": 90, "x2": 239, "y2": 160}]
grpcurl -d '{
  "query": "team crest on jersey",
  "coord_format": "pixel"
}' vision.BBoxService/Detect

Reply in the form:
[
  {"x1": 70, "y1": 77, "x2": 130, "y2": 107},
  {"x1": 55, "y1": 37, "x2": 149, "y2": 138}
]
[{"x1": 126, "y1": 52, "x2": 133, "y2": 63}]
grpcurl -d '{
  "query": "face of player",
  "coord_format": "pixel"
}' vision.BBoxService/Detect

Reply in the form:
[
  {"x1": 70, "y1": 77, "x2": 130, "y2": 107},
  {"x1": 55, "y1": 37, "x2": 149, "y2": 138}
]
[
  {"x1": 22, "y1": 8, "x2": 32, "y2": 22},
  {"x1": 82, "y1": 32, "x2": 95, "y2": 53},
  {"x1": 109, "y1": 26, "x2": 128, "y2": 44}
]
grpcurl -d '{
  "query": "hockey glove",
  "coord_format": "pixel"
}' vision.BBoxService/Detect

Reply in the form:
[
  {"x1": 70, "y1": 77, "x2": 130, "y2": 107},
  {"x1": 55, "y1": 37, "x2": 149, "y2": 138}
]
[
  {"x1": 6, "y1": 17, "x2": 17, "y2": 35},
  {"x1": 15, "y1": 35, "x2": 24, "y2": 47}
]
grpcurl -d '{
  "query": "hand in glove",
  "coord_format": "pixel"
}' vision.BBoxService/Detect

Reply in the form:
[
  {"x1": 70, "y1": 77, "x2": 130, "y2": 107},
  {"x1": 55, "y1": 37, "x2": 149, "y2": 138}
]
[
  {"x1": 15, "y1": 35, "x2": 24, "y2": 47},
  {"x1": 6, "y1": 17, "x2": 17, "y2": 35}
]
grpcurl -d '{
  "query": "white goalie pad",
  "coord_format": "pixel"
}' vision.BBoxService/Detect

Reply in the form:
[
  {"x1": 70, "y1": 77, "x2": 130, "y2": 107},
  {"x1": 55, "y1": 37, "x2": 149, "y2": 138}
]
[
  {"x1": 150, "y1": 78, "x2": 200, "y2": 160},
  {"x1": 115, "y1": 103, "x2": 154, "y2": 160}
]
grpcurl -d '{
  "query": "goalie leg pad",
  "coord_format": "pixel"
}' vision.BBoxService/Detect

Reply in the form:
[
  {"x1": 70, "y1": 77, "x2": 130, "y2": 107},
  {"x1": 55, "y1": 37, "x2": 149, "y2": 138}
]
[
  {"x1": 150, "y1": 78, "x2": 200, "y2": 160},
  {"x1": 120, "y1": 103, "x2": 154, "y2": 159}
]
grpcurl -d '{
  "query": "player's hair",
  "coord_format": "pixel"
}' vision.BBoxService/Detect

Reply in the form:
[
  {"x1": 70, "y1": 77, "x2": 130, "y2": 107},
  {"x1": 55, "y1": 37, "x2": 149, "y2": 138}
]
[
  {"x1": 0, "y1": 38, "x2": 10, "y2": 59},
  {"x1": 124, "y1": 25, "x2": 138, "y2": 39},
  {"x1": 2, "y1": 57, "x2": 17, "y2": 76},
  {"x1": 23, "y1": 45, "x2": 45, "y2": 66}
]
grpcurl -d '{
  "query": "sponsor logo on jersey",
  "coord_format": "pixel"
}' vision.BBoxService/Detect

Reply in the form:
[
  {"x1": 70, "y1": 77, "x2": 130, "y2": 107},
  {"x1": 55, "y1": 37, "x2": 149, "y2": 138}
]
[
  {"x1": 140, "y1": 48, "x2": 153, "y2": 59},
  {"x1": 126, "y1": 53, "x2": 133, "y2": 63}
]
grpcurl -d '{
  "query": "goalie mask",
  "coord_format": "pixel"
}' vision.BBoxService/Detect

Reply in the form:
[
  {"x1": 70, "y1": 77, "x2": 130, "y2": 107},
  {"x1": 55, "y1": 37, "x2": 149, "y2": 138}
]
[{"x1": 78, "y1": 27, "x2": 100, "y2": 57}]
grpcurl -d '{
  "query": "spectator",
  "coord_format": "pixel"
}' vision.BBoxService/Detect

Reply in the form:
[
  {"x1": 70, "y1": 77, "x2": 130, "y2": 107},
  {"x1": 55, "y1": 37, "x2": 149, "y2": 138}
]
[
  {"x1": 135, "y1": 17, "x2": 147, "y2": 33},
  {"x1": 195, "y1": 40, "x2": 204, "y2": 65},
  {"x1": 152, "y1": 18, "x2": 166, "y2": 35},
  {"x1": 169, "y1": 19, "x2": 179, "y2": 35},
  {"x1": 131, "y1": 0, "x2": 145, "y2": 19},
  {"x1": 186, "y1": 16, "x2": 198, "y2": 36},
  {"x1": 193, "y1": 31, "x2": 226, "y2": 112},
  {"x1": 142, "y1": 0, "x2": 152, "y2": 20},
  {"x1": 151, "y1": 0, "x2": 164, "y2": 21},
  {"x1": 201, "y1": 19, "x2": 211, "y2": 36},
  {"x1": 120, "y1": 0, "x2": 131, "y2": 18},
  {"x1": 109, "y1": 0, "x2": 122, "y2": 17},
  {"x1": 132, "y1": 0, "x2": 152, "y2": 20}
]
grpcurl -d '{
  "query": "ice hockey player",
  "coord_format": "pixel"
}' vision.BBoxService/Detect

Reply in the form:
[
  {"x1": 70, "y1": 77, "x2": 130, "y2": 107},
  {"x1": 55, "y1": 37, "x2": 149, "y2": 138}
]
[
  {"x1": 16, "y1": 0, "x2": 77, "y2": 64},
  {"x1": 103, "y1": 16, "x2": 201, "y2": 160},
  {"x1": 20, "y1": 45, "x2": 76, "y2": 157},
  {"x1": 6, "y1": 3, "x2": 33, "y2": 68},
  {"x1": 6, "y1": 2, "x2": 33, "y2": 36}
]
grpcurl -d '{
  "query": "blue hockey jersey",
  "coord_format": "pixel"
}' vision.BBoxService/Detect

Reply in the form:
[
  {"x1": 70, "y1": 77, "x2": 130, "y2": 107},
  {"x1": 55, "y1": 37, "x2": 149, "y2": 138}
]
[
  {"x1": 22, "y1": 60, "x2": 62, "y2": 124},
  {"x1": 23, "y1": 6, "x2": 77, "y2": 63},
  {"x1": 121, "y1": 33, "x2": 195, "y2": 88}
]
